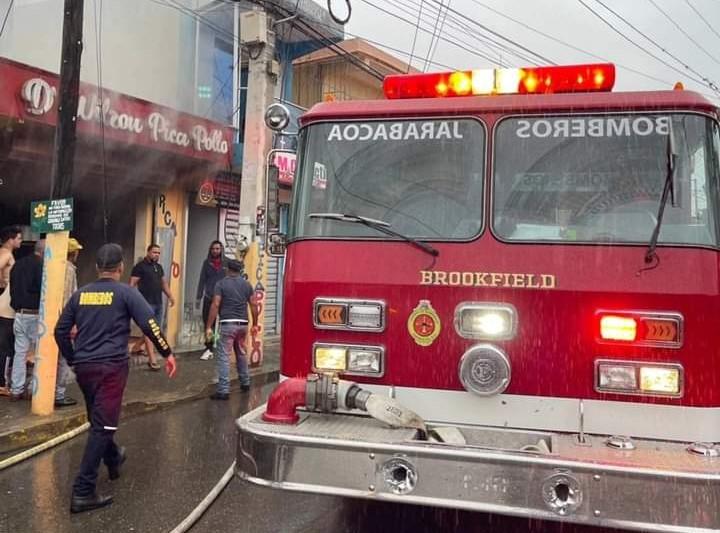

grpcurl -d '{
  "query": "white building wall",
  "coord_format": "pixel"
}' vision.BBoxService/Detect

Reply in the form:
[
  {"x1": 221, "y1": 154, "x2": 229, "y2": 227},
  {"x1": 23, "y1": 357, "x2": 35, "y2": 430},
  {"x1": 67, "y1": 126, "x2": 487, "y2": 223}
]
[{"x1": 0, "y1": 0, "x2": 194, "y2": 113}]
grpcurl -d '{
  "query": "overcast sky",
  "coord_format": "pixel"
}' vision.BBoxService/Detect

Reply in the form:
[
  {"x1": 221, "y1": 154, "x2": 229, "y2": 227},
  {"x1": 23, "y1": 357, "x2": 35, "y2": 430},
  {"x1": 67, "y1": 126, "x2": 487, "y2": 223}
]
[{"x1": 319, "y1": 0, "x2": 720, "y2": 103}]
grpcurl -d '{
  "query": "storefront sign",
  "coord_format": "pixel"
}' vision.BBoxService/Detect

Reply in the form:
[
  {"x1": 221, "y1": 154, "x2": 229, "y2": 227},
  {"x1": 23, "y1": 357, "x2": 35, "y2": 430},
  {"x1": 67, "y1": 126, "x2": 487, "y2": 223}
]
[
  {"x1": 0, "y1": 58, "x2": 233, "y2": 164},
  {"x1": 273, "y1": 151, "x2": 296, "y2": 186},
  {"x1": 31, "y1": 197, "x2": 73, "y2": 233}
]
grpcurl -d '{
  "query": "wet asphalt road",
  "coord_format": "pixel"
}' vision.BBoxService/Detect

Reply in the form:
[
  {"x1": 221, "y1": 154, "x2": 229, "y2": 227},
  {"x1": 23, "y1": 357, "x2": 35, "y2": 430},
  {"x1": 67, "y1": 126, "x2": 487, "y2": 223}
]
[{"x1": 0, "y1": 382, "x2": 622, "y2": 533}]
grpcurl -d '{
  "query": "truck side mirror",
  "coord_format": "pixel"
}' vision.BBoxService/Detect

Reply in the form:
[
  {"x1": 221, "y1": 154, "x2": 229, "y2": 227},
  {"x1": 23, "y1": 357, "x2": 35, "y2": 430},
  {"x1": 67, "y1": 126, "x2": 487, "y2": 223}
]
[{"x1": 265, "y1": 148, "x2": 296, "y2": 257}]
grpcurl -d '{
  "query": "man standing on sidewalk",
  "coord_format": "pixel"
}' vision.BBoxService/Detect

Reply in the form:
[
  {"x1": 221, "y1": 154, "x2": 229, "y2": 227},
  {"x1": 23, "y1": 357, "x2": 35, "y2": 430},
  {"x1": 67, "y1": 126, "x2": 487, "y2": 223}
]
[
  {"x1": 55, "y1": 243, "x2": 177, "y2": 514},
  {"x1": 9, "y1": 239, "x2": 44, "y2": 401},
  {"x1": 0, "y1": 225, "x2": 22, "y2": 396},
  {"x1": 205, "y1": 259, "x2": 258, "y2": 400},
  {"x1": 196, "y1": 240, "x2": 226, "y2": 360},
  {"x1": 129, "y1": 244, "x2": 174, "y2": 370},
  {"x1": 54, "y1": 237, "x2": 83, "y2": 408}
]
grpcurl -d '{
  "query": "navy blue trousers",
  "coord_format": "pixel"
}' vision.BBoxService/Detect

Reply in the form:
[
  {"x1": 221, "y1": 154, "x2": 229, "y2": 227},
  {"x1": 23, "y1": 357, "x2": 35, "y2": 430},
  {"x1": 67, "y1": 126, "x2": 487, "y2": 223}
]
[{"x1": 72, "y1": 360, "x2": 128, "y2": 496}]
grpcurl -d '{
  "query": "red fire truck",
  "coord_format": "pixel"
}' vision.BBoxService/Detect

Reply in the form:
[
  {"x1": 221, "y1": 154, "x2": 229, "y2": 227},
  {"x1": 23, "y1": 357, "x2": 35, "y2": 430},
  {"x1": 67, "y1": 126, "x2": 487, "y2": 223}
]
[{"x1": 237, "y1": 63, "x2": 720, "y2": 531}]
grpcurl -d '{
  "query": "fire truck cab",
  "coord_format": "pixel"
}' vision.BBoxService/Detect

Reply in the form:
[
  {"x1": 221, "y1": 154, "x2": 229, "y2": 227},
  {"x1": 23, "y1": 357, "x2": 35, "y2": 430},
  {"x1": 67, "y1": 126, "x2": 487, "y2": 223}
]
[{"x1": 237, "y1": 64, "x2": 720, "y2": 531}]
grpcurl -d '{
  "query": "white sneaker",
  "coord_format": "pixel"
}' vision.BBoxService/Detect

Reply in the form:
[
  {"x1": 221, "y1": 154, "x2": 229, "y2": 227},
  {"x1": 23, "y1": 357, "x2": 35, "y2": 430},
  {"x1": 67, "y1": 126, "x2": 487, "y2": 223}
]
[{"x1": 200, "y1": 349, "x2": 213, "y2": 361}]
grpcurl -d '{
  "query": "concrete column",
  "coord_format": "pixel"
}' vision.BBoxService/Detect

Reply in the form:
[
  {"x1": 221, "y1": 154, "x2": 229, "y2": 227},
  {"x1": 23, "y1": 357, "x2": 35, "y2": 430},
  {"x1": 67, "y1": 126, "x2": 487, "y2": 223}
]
[{"x1": 239, "y1": 10, "x2": 277, "y2": 242}]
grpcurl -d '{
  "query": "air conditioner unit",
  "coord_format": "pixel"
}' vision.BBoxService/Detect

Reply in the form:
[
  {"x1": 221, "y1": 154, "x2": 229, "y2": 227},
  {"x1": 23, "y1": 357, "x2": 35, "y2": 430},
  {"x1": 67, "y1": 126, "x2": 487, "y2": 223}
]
[{"x1": 240, "y1": 11, "x2": 268, "y2": 45}]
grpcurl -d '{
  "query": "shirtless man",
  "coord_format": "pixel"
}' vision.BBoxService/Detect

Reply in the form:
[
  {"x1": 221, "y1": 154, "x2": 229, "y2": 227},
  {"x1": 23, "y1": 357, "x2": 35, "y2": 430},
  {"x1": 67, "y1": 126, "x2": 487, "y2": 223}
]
[{"x1": 0, "y1": 226, "x2": 22, "y2": 395}]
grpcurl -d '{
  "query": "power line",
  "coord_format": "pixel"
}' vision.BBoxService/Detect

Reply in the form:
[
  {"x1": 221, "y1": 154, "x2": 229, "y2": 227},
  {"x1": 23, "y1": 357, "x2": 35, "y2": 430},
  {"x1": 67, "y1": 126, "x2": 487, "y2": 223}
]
[
  {"x1": 421, "y1": 0, "x2": 443, "y2": 72},
  {"x1": 423, "y1": 0, "x2": 450, "y2": 72},
  {"x1": 406, "y1": 0, "x2": 424, "y2": 72},
  {"x1": 684, "y1": 0, "x2": 720, "y2": 44},
  {"x1": 92, "y1": 0, "x2": 110, "y2": 241},
  {"x1": 458, "y1": 0, "x2": 718, "y2": 99},
  {"x1": 0, "y1": 0, "x2": 14, "y2": 40},
  {"x1": 424, "y1": 0, "x2": 556, "y2": 65},
  {"x1": 647, "y1": 0, "x2": 720, "y2": 69},
  {"x1": 360, "y1": 0, "x2": 511, "y2": 66},
  {"x1": 394, "y1": 0, "x2": 542, "y2": 65},
  {"x1": 392, "y1": 0, "x2": 518, "y2": 65},
  {"x1": 577, "y1": 0, "x2": 719, "y2": 93}
]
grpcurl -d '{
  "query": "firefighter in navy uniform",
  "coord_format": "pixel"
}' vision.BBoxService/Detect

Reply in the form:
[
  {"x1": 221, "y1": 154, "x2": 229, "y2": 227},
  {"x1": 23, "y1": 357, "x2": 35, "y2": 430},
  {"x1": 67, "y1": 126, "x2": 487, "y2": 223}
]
[{"x1": 55, "y1": 243, "x2": 178, "y2": 514}]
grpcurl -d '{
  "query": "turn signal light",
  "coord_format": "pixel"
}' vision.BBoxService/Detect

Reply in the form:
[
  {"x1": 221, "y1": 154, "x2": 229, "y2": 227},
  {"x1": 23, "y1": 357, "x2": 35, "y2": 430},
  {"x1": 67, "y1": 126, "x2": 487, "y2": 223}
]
[
  {"x1": 596, "y1": 311, "x2": 682, "y2": 348},
  {"x1": 383, "y1": 63, "x2": 615, "y2": 99},
  {"x1": 314, "y1": 298, "x2": 385, "y2": 331}
]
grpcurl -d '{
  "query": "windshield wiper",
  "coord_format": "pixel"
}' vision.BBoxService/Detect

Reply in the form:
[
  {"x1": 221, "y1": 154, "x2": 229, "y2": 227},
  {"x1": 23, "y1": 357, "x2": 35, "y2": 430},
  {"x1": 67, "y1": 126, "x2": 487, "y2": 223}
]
[
  {"x1": 309, "y1": 213, "x2": 439, "y2": 257},
  {"x1": 644, "y1": 122, "x2": 678, "y2": 265}
]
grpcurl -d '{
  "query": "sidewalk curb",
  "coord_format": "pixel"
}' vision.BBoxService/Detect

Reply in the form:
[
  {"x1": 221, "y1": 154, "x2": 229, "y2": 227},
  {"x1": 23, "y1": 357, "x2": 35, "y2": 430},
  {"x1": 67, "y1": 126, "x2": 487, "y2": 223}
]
[{"x1": 0, "y1": 366, "x2": 279, "y2": 456}]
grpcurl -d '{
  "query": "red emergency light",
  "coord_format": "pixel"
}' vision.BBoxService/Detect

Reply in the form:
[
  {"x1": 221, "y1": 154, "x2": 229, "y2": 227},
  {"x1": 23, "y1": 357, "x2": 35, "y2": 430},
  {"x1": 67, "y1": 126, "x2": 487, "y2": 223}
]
[{"x1": 383, "y1": 63, "x2": 615, "y2": 99}]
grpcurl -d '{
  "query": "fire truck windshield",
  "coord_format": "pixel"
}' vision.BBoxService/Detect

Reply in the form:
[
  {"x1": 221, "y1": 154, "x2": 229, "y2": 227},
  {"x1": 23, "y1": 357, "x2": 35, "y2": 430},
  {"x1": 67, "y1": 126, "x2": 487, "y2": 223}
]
[
  {"x1": 493, "y1": 113, "x2": 720, "y2": 246},
  {"x1": 291, "y1": 118, "x2": 485, "y2": 241}
]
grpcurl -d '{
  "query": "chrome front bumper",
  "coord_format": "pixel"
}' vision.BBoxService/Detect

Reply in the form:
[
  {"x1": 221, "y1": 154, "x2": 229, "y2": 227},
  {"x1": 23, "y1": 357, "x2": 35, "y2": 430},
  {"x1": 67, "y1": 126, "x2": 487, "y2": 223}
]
[{"x1": 236, "y1": 405, "x2": 720, "y2": 532}]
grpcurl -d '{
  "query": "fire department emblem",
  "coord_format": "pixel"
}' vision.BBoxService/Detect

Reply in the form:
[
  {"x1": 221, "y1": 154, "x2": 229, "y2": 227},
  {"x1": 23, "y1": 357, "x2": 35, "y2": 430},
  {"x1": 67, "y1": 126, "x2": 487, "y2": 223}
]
[{"x1": 408, "y1": 300, "x2": 441, "y2": 347}]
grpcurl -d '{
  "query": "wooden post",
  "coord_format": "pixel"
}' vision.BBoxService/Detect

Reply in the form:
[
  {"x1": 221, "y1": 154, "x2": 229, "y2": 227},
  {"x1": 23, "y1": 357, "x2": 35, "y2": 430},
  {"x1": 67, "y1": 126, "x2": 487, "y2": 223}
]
[
  {"x1": 32, "y1": 232, "x2": 69, "y2": 415},
  {"x1": 32, "y1": 0, "x2": 83, "y2": 415}
]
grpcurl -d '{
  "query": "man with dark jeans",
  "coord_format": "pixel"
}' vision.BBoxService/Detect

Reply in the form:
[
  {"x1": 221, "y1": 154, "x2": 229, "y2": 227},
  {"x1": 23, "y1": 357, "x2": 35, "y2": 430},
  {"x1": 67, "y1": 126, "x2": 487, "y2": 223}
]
[
  {"x1": 0, "y1": 225, "x2": 22, "y2": 395},
  {"x1": 196, "y1": 240, "x2": 226, "y2": 360},
  {"x1": 205, "y1": 259, "x2": 258, "y2": 400},
  {"x1": 130, "y1": 244, "x2": 174, "y2": 370},
  {"x1": 55, "y1": 243, "x2": 177, "y2": 513}
]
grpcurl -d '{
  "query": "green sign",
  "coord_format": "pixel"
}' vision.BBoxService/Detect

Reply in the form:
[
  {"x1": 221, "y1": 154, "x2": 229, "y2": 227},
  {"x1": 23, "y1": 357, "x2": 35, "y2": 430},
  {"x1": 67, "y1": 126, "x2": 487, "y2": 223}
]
[{"x1": 31, "y1": 198, "x2": 74, "y2": 233}]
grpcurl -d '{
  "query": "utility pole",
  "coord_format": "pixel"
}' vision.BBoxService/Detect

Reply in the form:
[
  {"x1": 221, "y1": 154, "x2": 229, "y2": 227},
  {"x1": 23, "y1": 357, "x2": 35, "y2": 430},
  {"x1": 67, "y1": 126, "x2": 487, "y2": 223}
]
[
  {"x1": 32, "y1": 0, "x2": 84, "y2": 415},
  {"x1": 238, "y1": 8, "x2": 278, "y2": 368}
]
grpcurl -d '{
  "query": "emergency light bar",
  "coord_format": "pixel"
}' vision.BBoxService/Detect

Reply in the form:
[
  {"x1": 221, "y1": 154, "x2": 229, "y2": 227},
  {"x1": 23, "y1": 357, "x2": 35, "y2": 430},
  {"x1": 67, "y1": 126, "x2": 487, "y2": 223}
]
[{"x1": 383, "y1": 63, "x2": 615, "y2": 99}]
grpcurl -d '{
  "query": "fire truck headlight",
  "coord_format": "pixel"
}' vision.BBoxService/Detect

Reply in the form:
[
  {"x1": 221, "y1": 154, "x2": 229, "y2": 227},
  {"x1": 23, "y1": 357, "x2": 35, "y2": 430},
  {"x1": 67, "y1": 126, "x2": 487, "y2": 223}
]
[
  {"x1": 596, "y1": 360, "x2": 682, "y2": 397},
  {"x1": 455, "y1": 303, "x2": 517, "y2": 340},
  {"x1": 313, "y1": 343, "x2": 385, "y2": 376},
  {"x1": 639, "y1": 366, "x2": 681, "y2": 395},
  {"x1": 313, "y1": 345, "x2": 347, "y2": 371},
  {"x1": 347, "y1": 347, "x2": 384, "y2": 375},
  {"x1": 597, "y1": 363, "x2": 637, "y2": 391}
]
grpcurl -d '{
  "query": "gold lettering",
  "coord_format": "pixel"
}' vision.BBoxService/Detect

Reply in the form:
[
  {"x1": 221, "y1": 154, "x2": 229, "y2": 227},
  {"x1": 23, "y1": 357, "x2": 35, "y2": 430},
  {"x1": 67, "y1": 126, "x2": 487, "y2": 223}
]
[
  {"x1": 79, "y1": 291, "x2": 114, "y2": 305},
  {"x1": 526, "y1": 274, "x2": 541, "y2": 288},
  {"x1": 541, "y1": 274, "x2": 556, "y2": 288},
  {"x1": 416, "y1": 270, "x2": 557, "y2": 289},
  {"x1": 474, "y1": 273, "x2": 489, "y2": 286}
]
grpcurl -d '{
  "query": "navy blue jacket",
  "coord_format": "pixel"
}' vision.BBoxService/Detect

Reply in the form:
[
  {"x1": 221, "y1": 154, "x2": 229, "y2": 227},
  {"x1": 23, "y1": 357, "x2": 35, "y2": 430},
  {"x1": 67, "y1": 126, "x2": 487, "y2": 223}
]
[{"x1": 55, "y1": 278, "x2": 172, "y2": 365}]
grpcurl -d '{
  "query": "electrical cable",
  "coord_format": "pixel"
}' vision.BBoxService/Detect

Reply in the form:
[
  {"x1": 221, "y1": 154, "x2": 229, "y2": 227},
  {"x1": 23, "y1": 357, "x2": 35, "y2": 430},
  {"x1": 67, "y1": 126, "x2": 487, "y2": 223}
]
[
  {"x1": 0, "y1": 0, "x2": 14, "y2": 40},
  {"x1": 423, "y1": 0, "x2": 450, "y2": 72},
  {"x1": 327, "y1": 0, "x2": 351, "y2": 25},
  {"x1": 360, "y1": 0, "x2": 510, "y2": 67},
  {"x1": 647, "y1": 0, "x2": 720, "y2": 69},
  {"x1": 578, "y1": 0, "x2": 719, "y2": 93},
  {"x1": 406, "y1": 0, "x2": 424, "y2": 72},
  {"x1": 382, "y1": 0, "x2": 538, "y2": 66},
  {"x1": 684, "y1": 0, "x2": 720, "y2": 44},
  {"x1": 424, "y1": 0, "x2": 555, "y2": 65},
  {"x1": 421, "y1": 0, "x2": 442, "y2": 72},
  {"x1": 93, "y1": 0, "x2": 109, "y2": 242}
]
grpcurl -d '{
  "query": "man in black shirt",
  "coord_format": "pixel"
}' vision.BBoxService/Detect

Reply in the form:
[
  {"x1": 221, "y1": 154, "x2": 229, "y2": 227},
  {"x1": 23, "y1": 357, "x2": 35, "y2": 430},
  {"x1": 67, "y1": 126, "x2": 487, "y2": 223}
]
[
  {"x1": 56, "y1": 243, "x2": 177, "y2": 513},
  {"x1": 9, "y1": 239, "x2": 44, "y2": 400},
  {"x1": 129, "y1": 244, "x2": 174, "y2": 370}
]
